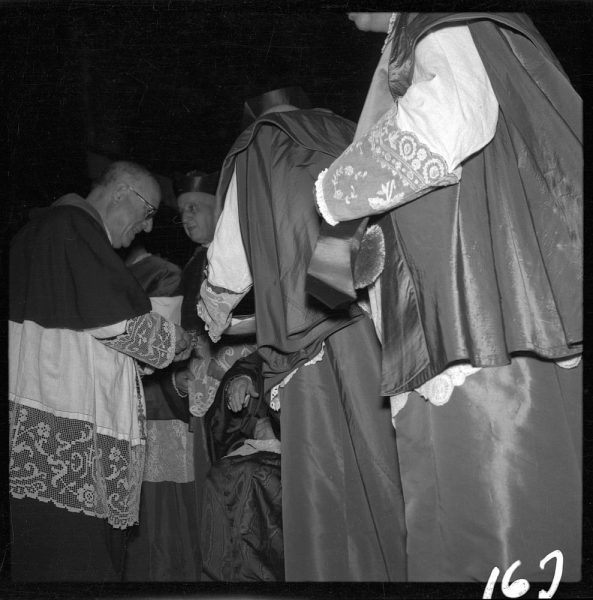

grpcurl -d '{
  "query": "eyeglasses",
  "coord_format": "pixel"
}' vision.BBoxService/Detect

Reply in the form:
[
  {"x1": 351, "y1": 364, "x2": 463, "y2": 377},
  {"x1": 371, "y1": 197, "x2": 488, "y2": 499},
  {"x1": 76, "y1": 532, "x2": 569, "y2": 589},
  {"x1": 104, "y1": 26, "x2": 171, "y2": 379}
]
[{"x1": 128, "y1": 187, "x2": 158, "y2": 220}]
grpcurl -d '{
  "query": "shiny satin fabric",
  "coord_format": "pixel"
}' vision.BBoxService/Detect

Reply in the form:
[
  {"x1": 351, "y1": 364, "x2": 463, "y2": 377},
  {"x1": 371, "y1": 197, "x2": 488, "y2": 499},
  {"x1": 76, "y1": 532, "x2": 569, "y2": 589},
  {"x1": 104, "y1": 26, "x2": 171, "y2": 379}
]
[
  {"x1": 396, "y1": 356, "x2": 582, "y2": 582},
  {"x1": 216, "y1": 109, "x2": 358, "y2": 389},
  {"x1": 201, "y1": 452, "x2": 283, "y2": 581},
  {"x1": 280, "y1": 316, "x2": 407, "y2": 581},
  {"x1": 378, "y1": 89, "x2": 581, "y2": 396}
]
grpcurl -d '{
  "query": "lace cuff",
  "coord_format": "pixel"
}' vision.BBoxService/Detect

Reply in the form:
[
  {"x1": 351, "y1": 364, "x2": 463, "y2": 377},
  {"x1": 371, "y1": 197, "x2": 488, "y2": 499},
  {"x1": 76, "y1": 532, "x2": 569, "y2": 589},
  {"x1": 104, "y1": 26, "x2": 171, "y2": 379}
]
[
  {"x1": 171, "y1": 371, "x2": 188, "y2": 398},
  {"x1": 269, "y1": 344, "x2": 325, "y2": 411},
  {"x1": 390, "y1": 363, "x2": 482, "y2": 428},
  {"x1": 100, "y1": 312, "x2": 176, "y2": 369},
  {"x1": 197, "y1": 281, "x2": 248, "y2": 343},
  {"x1": 316, "y1": 104, "x2": 458, "y2": 224}
]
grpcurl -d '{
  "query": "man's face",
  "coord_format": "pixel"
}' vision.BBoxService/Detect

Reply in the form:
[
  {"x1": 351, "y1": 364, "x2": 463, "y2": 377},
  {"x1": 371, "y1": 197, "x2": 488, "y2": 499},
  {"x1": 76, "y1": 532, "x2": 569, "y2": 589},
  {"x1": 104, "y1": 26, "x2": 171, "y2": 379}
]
[
  {"x1": 107, "y1": 180, "x2": 161, "y2": 249},
  {"x1": 177, "y1": 192, "x2": 217, "y2": 245}
]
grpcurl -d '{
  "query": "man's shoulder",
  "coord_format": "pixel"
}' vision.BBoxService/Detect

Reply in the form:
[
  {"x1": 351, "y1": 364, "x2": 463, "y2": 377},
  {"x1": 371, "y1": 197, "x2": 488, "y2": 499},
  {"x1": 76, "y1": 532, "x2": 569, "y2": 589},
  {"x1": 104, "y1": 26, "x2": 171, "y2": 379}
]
[
  {"x1": 32, "y1": 199, "x2": 104, "y2": 237},
  {"x1": 266, "y1": 108, "x2": 354, "y2": 133}
]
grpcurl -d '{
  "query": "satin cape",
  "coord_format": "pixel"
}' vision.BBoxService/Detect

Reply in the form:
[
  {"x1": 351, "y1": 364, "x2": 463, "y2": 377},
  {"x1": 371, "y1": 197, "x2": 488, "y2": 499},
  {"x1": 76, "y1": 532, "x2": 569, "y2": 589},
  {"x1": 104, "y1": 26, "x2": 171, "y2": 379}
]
[{"x1": 216, "y1": 109, "x2": 362, "y2": 389}]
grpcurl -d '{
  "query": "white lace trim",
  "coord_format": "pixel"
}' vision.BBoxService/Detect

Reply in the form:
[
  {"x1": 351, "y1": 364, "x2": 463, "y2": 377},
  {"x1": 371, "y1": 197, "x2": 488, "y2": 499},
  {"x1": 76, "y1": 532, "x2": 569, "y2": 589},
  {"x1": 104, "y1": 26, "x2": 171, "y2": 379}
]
[
  {"x1": 100, "y1": 312, "x2": 176, "y2": 369},
  {"x1": 10, "y1": 400, "x2": 145, "y2": 529},
  {"x1": 143, "y1": 420, "x2": 194, "y2": 483},
  {"x1": 269, "y1": 344, "x2": 326, "y2": 411},
  {"x1": 315, "y1": 168, "x2": 339, "y2": 226},
  {"x1": 556, "y1": 355, "x2": 581, "y2": 369},
  {"x1": 390, "y1": 363, "x2": 482, "y2": 427}
]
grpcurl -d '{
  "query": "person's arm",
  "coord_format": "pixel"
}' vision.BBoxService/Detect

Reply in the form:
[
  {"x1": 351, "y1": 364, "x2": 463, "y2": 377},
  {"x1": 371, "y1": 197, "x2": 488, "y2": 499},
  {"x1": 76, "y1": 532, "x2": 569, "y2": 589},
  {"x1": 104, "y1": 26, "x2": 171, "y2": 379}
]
[
  {"x1": 315, "y1": 24, "x2": 498, "y2": 224},
  {"x1": 198, "y1": 170, "x2": 254, "y2": 342},
  {"x1": 88, "y1": 312, "x2": 191, "y2": 368}
]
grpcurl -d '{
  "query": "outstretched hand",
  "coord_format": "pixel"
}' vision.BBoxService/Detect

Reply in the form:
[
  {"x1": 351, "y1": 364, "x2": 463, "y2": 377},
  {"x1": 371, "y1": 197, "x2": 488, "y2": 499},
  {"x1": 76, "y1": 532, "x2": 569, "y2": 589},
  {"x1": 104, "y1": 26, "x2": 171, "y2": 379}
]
[{"x1": 225, "y1": 374, "x2": 259, "y2": 412}]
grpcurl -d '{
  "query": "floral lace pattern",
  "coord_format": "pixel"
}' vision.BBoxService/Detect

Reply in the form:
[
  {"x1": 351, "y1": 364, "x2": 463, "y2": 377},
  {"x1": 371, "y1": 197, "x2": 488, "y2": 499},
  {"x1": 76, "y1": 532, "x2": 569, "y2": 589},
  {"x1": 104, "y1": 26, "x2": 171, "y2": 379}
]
[
  {"x1": 9, "y1": 400, "x2": 145, "y2": 529},
  {"x1": 197, "y1": 282, "x2": 247, "y2": 343},
  {"x1": 389, "y1": 363, "x2": 482, "y2": 427},
  {"x1": 316, "y1": 104, "x2": 458, "y2": 223},
  {"x1": 100, "y1": 312, "x2": 176, "y2": 368},
  {"x1": 188, "y1": 341, "x2": 256, "y2": 418},
  {"x1": 143, "y1": 419, "x2": 194, "y2": 483}
]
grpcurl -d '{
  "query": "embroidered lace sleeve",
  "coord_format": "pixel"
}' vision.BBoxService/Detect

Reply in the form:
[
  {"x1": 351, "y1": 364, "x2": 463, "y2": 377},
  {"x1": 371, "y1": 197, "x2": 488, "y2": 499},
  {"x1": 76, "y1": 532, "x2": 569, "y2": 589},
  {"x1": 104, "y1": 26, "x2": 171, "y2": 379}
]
[
  {"x1": 316, "y1": 24, "x2": 498, "y2": 224},
  {"x1": 197, "y1": 281, "x2": 248, "y2": 343},
  {"x1": 98, "y1": 312, "x2": 176, "y2": 368}
]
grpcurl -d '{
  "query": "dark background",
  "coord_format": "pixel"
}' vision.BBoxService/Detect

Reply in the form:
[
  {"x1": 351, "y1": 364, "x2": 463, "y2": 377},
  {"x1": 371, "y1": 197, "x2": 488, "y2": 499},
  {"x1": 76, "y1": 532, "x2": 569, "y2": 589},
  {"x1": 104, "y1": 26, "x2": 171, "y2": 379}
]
[
  {"x1": 2, "y1": 0, "x2": 588, "y2": 266},
  {"x1": 1, "y1": 0, "x2": 591, "y2": 598}
]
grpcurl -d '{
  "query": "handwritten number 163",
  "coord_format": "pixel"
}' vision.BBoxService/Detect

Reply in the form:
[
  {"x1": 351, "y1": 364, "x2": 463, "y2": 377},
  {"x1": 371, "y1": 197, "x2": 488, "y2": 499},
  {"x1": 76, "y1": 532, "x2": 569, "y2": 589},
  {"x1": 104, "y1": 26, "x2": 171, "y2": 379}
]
[{"x1": 482, "y1": 550, "x2": 563, "y2": 599}]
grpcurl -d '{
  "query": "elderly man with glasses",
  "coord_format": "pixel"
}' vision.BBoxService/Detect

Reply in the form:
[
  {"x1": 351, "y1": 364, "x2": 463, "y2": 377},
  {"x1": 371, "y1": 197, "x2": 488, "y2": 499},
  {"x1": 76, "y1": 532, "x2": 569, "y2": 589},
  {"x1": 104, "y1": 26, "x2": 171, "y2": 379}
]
[{"x1": 9, "y1": 160, "x2": 193, "y2": 582}]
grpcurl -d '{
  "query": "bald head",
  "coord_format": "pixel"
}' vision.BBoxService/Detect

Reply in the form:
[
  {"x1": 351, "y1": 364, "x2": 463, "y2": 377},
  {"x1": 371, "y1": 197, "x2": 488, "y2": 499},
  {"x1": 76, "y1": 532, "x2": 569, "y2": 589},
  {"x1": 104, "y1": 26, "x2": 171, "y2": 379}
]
[
  {"x1": 94, "y1": 161, "x2": 161, "y2": 200},
  {"x1": 89, "y1": 161, "x2": 162, "y2": 249}
]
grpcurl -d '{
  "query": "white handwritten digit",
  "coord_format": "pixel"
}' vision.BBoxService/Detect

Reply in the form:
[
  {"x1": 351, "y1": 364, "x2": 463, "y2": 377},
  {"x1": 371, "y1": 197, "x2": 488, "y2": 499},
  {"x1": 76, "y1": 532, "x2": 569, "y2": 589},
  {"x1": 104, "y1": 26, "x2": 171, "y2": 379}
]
[
  {"x1": 483, "y1": 566, "x2": 500, "y2": 599},
  {"x1": 538, "y1": 550, "x2": 563, "y2": 599},
  {"x1": 501, "y1": 560, "x2": 530, "y2": 598}
]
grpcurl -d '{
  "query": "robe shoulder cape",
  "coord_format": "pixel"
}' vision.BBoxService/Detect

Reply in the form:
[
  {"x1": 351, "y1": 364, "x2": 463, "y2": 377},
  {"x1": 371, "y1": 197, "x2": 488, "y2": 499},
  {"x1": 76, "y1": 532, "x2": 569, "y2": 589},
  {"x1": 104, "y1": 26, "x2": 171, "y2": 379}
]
[
  {"x1": 10, "y1": 195, "x2": 150, "y2": 329},
  {"x1": 217, "y1": 109, "x2": 360, "y2": 386},
  {"x1": 308, "y1": 14, "x2": 582, "y2": 395}
]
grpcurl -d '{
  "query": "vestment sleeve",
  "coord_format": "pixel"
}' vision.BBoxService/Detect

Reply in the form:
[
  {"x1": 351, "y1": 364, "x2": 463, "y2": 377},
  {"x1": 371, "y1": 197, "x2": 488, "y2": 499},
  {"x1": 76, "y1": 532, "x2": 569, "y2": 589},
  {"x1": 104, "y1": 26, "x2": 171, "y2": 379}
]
[
  {"x1": 315, "y1": 24, "x2": 499, "y2": 224},
  {"x1": 197, "y1": 169, "x2": 253, "y2": 342},
  {"x1": 92, "y1": 312, "x2": 177, "y2": 368}
]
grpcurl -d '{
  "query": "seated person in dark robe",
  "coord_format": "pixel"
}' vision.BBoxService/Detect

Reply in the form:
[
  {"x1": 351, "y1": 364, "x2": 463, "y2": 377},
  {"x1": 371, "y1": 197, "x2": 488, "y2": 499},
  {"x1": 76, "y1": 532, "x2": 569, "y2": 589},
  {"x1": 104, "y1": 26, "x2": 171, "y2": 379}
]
[{"x1": 201, "y1": 351, "x2": 283, "y2": 582}]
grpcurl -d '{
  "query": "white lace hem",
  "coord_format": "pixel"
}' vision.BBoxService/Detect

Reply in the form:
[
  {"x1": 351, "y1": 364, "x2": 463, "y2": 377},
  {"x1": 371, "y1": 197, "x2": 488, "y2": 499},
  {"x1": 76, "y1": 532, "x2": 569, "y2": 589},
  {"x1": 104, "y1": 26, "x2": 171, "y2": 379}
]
[
  {"x1": 315, "y1": 168, "x2": 339, "y2": 226},
  {"x1": 9, "y1": 400, "x2": 145, "y2": 529},
  {"x1": 388, "y1": 354, "x2": 582, "y2": 428},
  {"x1": 269, "y1": 344, "x2": 325, "y2": 411},
  {"x1": 390, "y1": 363, "x2": 482, "y2": 427}
]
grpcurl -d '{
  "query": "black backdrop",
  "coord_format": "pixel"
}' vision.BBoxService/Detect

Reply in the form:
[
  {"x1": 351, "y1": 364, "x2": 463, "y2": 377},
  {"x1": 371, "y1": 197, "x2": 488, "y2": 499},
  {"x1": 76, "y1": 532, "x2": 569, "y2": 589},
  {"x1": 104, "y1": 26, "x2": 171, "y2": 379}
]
[
  {"x1": 1, "y1": 1, "x2": 591, "y2": 598},
  {"x1": 2, "y1": 0, "x2": 587, "y2": 266}
]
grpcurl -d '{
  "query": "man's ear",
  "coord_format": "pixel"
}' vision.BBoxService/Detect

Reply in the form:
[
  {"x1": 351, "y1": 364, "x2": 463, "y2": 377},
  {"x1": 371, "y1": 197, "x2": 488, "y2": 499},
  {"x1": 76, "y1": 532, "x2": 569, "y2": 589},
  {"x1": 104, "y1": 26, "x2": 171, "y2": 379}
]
[{"x1": 111, "y1": 183, "x2": 128, "y2": 205}]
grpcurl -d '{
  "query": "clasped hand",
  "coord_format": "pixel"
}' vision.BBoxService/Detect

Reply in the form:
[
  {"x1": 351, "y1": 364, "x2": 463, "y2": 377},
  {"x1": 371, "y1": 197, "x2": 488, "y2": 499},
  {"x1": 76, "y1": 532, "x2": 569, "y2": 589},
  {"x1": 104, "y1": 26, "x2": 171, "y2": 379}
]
[{"x1": 173, "y1": 325, "x2": 193, "y2": 361}]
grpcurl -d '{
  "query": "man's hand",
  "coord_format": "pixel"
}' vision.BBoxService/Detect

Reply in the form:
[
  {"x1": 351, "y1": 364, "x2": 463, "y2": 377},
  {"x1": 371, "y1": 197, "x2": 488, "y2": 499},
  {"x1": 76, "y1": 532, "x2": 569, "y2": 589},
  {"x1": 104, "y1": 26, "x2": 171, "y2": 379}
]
[
  {"x1": 173, "y1": 325, "x2": 193, "y2": 362},
  {"x1": 225, "y1": 374, "x2": 259, "y2": 412}
]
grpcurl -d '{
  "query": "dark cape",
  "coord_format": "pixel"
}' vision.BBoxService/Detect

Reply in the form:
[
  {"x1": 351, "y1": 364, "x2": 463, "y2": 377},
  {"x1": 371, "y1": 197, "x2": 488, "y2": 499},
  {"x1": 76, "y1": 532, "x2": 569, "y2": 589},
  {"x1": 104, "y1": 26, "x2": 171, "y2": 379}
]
[
  {"x1": 216, "y1": 109, "x2": 362, "y2": 390},
  {"x1": 215, "y1": 109, "x2": 407, "y2": 581},
  {"x1": 378, "y1": 12, "x2": 582, "y2": 395},
  {"x1": 10, "y1": 194, "x2": 150, "y2": 328}
]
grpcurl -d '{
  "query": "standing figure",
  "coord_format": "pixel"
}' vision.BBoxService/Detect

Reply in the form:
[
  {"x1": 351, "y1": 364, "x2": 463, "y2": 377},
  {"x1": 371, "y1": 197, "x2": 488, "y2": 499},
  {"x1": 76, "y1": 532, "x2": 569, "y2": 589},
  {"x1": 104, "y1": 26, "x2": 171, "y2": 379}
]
[
  {"x1": 198, "y1": 87, "x2": 407, "y2": 581},
  {"x1": 308, "y1": 13, "x2": 582, "y2": 582},
  {"x1": 9, "y1": 161, "x2": 191, "y2": 581}
]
